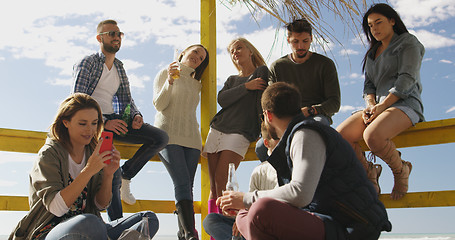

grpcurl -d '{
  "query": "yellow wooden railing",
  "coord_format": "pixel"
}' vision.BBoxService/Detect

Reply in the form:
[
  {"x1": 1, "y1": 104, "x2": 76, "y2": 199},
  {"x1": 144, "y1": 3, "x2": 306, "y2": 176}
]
[{"x1": 1, "y1": 118, "x2": 455, "y2": 214}]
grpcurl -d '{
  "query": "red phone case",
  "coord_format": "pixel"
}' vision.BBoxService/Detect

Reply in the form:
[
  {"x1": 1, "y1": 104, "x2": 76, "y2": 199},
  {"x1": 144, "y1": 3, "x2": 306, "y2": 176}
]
[{"x1": 99, "y1": 131, "x2": 113, "y2": 163}]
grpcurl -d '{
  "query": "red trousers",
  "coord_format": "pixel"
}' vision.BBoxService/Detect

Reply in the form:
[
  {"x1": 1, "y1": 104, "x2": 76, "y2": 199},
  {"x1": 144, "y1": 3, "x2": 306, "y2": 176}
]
[{"x1": 236, "y1": 198, "x2": 325, "y2": 240}]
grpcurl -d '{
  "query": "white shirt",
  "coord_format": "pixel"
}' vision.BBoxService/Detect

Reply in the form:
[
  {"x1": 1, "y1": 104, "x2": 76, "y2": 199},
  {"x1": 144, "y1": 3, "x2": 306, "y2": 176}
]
[
  {"x1": 91, "y1": 64, "x2": 120, "y2": 114},
  {"x1": 249, "y1": 161, "x2": 278, "y2": 192},
  {"x1": 243, "y1": 128, "x2": 326, "y2": 209},
  {"x1": 49, "y1": 153, "x2": 105, "y2": 217}
]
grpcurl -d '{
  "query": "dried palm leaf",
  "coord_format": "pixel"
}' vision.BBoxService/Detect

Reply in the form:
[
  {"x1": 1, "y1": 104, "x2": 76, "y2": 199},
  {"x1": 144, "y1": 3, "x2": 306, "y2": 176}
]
[{"x1": 222, "y1": 0, "x2": 368, "y2": 54}]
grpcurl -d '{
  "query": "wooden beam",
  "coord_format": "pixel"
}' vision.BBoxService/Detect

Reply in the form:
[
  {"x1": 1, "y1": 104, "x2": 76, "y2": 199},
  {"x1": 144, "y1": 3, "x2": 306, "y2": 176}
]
[
  {"x1": 3, "y1": 191, "x2": 455, "y2": 212},
  {"x1": 200, "y1": 0, "x2": 217, "y2": 239},
  {"x1": 359, "y1": 118, "x2": 455, "y2": 151},
  {"x1": 380, "y1": 190, "x2": 455, "y2": 208},
  {"x1": 0, "y1": 196, "x2": 202, "y2": 214}
]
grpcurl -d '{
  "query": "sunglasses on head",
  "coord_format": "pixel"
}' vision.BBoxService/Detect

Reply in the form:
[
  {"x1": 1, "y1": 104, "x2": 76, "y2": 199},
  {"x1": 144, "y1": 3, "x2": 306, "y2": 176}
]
[{"x1": 98, "y1": 31, "x2": 124, "y2": 38}]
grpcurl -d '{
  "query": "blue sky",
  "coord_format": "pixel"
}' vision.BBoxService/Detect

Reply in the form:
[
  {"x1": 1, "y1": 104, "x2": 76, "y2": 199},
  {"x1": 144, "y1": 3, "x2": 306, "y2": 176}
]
[{"x1": 1, "y1": 0, "x2": 455, "y2": 237}]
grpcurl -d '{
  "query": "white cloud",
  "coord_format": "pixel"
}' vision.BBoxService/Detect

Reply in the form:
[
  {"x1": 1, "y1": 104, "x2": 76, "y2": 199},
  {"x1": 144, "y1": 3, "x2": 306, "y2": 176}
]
[
  {"x1": 350, "y1": 34, "x2": 366, "y2": 46},
  {"x1": 392, "y1": 0, "x2": 455, "y2": 28},
  {"x1": 423, "y1": 58, "x2": 433, "y2": 62},
  {"x1": 0, "y1": 56, "x2": 5, "y2": 61},
  {"x1": 128, "y1": 73, "x2": 151, "y2": 89},
  {"x1": 349, "y1": 73, "x2": 363, "y2": 79},
  {"x1": 0, "y1": 0, "x2": 260, "y2": 90},
  {"x1": 411, "y1": 29, "x2": 455, "y2": 49},
  {"x1": 446, "y1": 106, "x2": 455, "y2": 113},
  {"x1": 122, "y1": 59, "x2": 145, "y2": 71},
  {"x1": 47, "y1": 77, "x2": 73, "y2": 86},
  {"x1": 0, "y1": 152, "x2": 35, "y2": 164},
  {"x1": 341, "y1": 80, "x2": 359, "y2": 86},
  {"x1": 439, "y1": 59, "x2": 453, "y2": 64},
  {"x1": 340, "y1": 72, "x2": 362, "y2": 86},
  {"x1": 0, "y1": 180, "x2": 18, "y2": 187},
  {"x1": 339, "y1": 48, "x2": 360, "y2": 56},
  {"x1": 339, "y1": 105, "x2": 362, "y2": 113}
]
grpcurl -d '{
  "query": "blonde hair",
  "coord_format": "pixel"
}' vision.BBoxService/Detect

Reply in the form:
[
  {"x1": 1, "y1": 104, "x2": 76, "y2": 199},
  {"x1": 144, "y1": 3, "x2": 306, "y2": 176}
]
[
  {"x1": 50, "y1": 93, "x2": 103, "y2": 153},
  {"x1": 227, "y1": 37, "x2": 266, "y2": 74}
]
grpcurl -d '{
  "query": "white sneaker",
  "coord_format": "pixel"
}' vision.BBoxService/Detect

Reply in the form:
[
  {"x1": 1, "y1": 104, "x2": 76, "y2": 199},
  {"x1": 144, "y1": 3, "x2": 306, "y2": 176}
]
[{"x1": 120, "y1": 178, "x2": 136, "y2": 205}]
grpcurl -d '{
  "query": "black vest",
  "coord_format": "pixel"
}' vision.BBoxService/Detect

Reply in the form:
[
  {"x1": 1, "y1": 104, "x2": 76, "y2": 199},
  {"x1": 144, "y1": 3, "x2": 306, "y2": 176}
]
[{"x1": 267, "y1": 114, "x2": 392, "y2": 240}]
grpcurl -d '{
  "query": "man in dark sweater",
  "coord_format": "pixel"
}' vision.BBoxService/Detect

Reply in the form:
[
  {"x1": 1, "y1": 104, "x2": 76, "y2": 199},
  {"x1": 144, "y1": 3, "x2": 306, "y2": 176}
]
[
  {"x1": 256, "y1": 18, "x2": 341, "y2": 161},
  {"x1": 271, "y1": 18, "x2": 340, "y2": 124}
]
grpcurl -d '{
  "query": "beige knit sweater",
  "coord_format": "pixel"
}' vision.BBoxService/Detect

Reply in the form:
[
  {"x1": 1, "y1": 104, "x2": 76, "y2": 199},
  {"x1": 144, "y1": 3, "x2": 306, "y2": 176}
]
[{"x1": 153, "y1": 64, "x2": 202, "y2": 150}]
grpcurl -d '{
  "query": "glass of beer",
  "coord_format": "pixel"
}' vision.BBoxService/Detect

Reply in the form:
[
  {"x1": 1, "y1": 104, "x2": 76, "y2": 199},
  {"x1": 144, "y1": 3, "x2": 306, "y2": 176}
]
[{"x1": 171, "y1": 48, "x2": 180, "y2": 79}]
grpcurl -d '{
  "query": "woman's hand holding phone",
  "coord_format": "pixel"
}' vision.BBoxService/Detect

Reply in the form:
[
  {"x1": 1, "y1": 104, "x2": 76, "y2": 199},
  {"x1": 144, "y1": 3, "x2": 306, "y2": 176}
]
[{"x1": 99, "y1": 132, "x2": 113, "y2": 164}]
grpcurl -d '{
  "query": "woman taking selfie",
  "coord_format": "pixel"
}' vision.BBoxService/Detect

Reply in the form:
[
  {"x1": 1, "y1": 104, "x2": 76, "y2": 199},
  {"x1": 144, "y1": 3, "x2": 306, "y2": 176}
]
[{"x1": 10, "y1": 93, "x2": 158, "y2": 240}]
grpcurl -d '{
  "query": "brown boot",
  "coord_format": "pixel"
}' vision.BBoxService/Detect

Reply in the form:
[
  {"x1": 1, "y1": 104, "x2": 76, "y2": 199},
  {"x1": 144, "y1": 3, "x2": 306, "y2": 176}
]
[
  {"x1": 373, "y1": 140, "x2": 412, "y2": 200},
  {"x1": 354, "y1": 145, "x2": 382, "y2": 195}
]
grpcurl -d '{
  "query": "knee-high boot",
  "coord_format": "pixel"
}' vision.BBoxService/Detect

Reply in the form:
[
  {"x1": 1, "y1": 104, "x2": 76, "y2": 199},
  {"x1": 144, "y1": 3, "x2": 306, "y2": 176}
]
[
  {"x1": 176, "y1": 200, "x2": 199, "y2": 240},
  {"x1": 174, "y1": 210, "x2": 185, "y2": 240},
  {"x1": 373, "y1": 140, "x2": 412, "y2": 199},
  {"x1": 354, "y1": 144, "x2": 382, "y2": 194}
]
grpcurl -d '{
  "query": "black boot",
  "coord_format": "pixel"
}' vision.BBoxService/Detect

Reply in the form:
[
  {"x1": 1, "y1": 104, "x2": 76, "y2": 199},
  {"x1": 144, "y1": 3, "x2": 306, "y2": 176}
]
[
  {"x1": 174, "y1": 210, "x2": 185, "y2": 240},
  {"x1": 176, "y1": 200, "x2": 198, "y2": 240}
]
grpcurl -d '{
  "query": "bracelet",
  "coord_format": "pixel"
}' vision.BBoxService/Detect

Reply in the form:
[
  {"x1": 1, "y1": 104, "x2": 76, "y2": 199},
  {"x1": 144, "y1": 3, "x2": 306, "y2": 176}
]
[{"x1": 308, "y1": 107, "x2": 316, "y2": 116}]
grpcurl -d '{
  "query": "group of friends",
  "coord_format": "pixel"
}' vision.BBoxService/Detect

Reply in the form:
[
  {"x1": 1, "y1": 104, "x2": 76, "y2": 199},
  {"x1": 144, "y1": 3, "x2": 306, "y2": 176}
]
[{"x1": 9, "y1": 2, "x2": 425, "y2": 240}]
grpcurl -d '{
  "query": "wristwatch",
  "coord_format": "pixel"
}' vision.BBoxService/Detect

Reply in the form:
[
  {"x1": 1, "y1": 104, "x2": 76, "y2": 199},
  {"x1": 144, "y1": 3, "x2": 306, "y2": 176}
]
[{"x1": 308, "y1": 107, "x2": 316, "y2": 116}]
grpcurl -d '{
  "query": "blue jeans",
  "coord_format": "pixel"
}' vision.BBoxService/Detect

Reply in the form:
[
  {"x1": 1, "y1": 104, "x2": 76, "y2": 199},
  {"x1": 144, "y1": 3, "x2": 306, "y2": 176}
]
[
  {"x1": 255, "y1": 114, "x2": 331, "y2": 162},
  {"x1": 44, "y1": 211, "x2": 159, "y2": 240},
  {"x1": 203, "y1": 213, "x2": 245, "y2": 240},
  {"x1": 106, "y1": 114, "x2": 169, "y2": 221},
  {"x1": 158, "y1": 144, "x2": 200, "y2": 201}
]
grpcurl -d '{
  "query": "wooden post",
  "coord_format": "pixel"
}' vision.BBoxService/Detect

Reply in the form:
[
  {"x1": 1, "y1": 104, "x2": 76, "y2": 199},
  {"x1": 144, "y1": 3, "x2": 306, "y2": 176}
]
[{"x1": 200, "y1": 0, "x2": 217, "y2": 239}]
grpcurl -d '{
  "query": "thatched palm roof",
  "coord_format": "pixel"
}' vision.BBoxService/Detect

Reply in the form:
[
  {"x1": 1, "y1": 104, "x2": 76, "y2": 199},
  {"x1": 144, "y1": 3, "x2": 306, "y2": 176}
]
[{"x1": 225, "y1": 0, "x2": 368, "y2": 50}]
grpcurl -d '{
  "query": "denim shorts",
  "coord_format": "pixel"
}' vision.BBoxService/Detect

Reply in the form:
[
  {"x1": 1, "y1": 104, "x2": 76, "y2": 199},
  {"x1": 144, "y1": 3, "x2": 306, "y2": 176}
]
[
  {"x1": 202, "y1": 128, "x2": 250, "y2": 159},
  {"x1": 352, "y1": 105, "x2": 420, "y2": 125},
  {"x1": 393, "y1": 105, "x2": 420, "y2": 125}
]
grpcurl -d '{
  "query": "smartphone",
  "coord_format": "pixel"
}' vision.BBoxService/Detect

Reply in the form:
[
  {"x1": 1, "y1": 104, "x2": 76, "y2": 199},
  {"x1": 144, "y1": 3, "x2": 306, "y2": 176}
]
[{"x1": 99, "y1": 131, "x2": 113, "y2": 164}]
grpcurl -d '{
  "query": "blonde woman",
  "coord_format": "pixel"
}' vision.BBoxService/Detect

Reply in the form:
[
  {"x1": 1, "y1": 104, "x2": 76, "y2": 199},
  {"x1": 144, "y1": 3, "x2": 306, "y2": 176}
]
[{"x1": 202, "y1": 38, "x2": 269, "y2": 216}]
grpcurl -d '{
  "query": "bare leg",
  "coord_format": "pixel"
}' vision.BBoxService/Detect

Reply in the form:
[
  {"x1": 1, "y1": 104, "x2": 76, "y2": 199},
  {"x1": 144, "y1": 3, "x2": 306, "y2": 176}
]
[
  {"x1": 336, "y1": 112, "x2": 382, "y2": 194},
  {"x1": 214, "y1": 150, "x2": 243, "y2": 198},
  {"x1": 336, "y1": 111, "x2": 367, "y2": 148},
  {"x1": 207, "y1": 152, "x2": 220, "y2": 200},
  {"x1": 363, "y1": 108, "x2": 413, "y2": 200}
]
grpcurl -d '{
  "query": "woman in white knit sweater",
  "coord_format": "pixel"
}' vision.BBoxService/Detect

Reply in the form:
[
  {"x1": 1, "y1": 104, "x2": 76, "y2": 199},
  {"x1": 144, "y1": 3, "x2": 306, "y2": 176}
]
[{"x1": 153, "y1": 44, "x2": 209, "y2": 240}]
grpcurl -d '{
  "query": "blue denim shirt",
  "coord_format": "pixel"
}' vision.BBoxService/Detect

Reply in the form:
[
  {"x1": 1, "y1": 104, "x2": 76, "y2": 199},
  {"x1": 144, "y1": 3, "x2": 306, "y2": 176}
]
[
  {"x1": 364, "y1": 33, "x2": 425, "y2": 121},
  {"x1": 72, "y1": 52, "x2": 140, "y2": 118}
]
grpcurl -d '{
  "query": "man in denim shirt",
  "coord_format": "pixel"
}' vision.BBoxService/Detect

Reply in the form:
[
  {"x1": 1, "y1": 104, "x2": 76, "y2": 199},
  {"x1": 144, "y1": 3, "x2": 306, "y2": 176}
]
[{"x1": 72, "y1": 19, "x2": 168, "y2": 221}]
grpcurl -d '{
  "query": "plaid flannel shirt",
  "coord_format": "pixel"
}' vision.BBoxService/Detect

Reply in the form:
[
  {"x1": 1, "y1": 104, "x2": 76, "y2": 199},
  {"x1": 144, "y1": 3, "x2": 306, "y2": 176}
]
[{"x1": 72, "y1": 52, "x2": 140, "y2": 118}]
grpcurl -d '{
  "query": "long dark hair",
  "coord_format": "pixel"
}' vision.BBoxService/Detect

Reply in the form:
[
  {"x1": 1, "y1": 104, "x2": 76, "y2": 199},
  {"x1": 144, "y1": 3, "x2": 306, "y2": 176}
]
[
  {"x1": 178, "y1": 44, "x2": 209, "y2": 81},
  {"x1": 361, "y1": 3, "x2": 408, "y2": 72}
]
